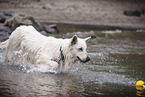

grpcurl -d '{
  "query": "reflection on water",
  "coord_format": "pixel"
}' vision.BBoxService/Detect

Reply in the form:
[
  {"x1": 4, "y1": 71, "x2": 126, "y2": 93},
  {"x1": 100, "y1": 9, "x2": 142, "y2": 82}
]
[
  {"x1": 0, "y1": 66, "x2": 85, "y2": 97},
  {"x1": 0, "y1": 27, "x2": 145, "y2": 97}
]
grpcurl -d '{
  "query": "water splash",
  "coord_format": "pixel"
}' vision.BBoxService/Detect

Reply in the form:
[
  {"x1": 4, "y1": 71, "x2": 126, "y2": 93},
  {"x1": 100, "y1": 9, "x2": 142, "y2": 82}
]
[{"x1": 0, "y1": 49, "x2": 61, "y2": 74}]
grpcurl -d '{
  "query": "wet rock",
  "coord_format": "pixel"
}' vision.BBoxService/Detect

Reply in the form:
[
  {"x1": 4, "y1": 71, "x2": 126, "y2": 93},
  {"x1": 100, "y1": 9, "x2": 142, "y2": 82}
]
[
  {"x1": 3, "y1": 11, "x2": 12, "y2": 16},
  {"x1": 34, "y1": 0, "x2": 40, "y2": 2},
  {"x1": 0, "y1": 13, "x2": 6, "y2": 23},
  {"x1": 4, "y1": 14, "x2": 59, "y2": 34},
  {"x1": 28, "y1": 17, "x2": 59, "y2": 34},
  {"x1": 28, "y1": 16, "x2": 42, "y2": 32},
  {"x1": 0, "y1": 29, "x2": 11, "y2": 34},
  {"x1": 42, "y1": 6, "x2": 46, "y2": 9},
  {"x1": 0, "y1": 28, "x2": 11, "y2": 41},
  {"x1": 41, "y1": 26, "x2": 52, "y2": 33},
  {"x1": 4, "y1": 15, "x2": 32, "y2": 31},
  {"x1": 48, "y1": 24, "x2": 59, "y2": 34},
  {"x1": 90, "y1": 35, "x2": 96, "y2": 39},
  {"x1": 141, "y1": 9, "x2": 145, "y2": 14},
  {"x1": 41, "y1": 25, "x2": 59, "y2": 34},
  {"x1": 123, "y1": 10, "x2": 141, "y2": 17},
  {"x1": 0, "y1": 12, "x2": 59, "y2": 41}
]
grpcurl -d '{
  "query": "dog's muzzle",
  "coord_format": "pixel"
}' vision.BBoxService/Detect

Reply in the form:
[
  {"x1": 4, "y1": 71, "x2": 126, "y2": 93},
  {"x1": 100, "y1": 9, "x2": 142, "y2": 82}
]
[{"x1": 77, "y1": 56, "x2": 90, "y2": 63}]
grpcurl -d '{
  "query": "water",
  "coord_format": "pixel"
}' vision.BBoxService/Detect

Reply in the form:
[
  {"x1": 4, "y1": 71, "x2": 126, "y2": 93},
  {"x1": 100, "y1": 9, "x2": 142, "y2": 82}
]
[{"x1": 0, "y1": 26, "x2": 145, "y2": 97}]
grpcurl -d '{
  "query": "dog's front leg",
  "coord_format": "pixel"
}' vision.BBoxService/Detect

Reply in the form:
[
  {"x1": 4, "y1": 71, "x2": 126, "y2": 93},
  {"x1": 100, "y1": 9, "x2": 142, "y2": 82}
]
[{"x1": 36, "y1": 59, "x2": 58, "y2": 71}]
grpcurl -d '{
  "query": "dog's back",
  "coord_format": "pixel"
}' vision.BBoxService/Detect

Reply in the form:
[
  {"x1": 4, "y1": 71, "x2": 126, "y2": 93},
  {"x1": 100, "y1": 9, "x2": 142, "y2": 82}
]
[
  {"x1": 0, "y1": 25, "x2": 64, "y2": 63},
  {"x1": 0, "y1": 25, "x2": 46, "y2": 62}
]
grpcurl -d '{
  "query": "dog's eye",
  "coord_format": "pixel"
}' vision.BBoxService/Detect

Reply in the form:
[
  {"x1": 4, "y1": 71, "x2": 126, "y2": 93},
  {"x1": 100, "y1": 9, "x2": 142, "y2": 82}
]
[{"x1": 78, "y1": 47, "x2": 83, "y2": 51}]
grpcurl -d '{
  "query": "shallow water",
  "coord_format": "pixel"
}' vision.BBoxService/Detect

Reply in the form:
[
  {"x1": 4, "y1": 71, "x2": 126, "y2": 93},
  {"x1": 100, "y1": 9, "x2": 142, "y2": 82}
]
[{"x1": 0, "y1": 28, "x2": 145, "y2": 97}]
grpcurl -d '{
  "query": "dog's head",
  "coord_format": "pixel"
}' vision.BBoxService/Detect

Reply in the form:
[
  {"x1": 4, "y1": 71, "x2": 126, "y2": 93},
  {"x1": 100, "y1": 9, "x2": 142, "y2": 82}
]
[{"x1": 69, "y1": 35, "x2": 91, "y2": 63}]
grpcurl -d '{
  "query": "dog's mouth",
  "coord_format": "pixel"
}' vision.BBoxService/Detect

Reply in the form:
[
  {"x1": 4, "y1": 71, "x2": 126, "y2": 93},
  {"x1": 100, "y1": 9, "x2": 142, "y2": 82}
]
[{"x1": 77, "y1": 56, "x2": 90, "y2": 63}]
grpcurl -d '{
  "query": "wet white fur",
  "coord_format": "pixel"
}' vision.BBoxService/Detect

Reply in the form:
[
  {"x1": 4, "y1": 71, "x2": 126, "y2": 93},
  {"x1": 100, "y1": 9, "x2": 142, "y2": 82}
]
[{"x1": 0, "y1": 25, "x2": 90, "y2": 71}]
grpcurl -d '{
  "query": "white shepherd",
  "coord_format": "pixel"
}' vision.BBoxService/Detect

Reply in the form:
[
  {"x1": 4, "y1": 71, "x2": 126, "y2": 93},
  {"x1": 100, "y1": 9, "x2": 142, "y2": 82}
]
[{"x1": 0, "y1": 25, "x2": 90, "y2": 71}]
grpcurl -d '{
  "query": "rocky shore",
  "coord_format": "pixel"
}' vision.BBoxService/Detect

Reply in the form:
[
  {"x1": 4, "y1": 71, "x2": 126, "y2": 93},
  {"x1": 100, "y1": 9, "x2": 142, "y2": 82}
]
[
  {"x1": 0, "y1": 0, "x2": 145, "y2": 29},
  {"x1": 0, "y1": 0, "x2": 145, "y2": 41},
  {"x1": 0, "y1": 11, "x2": 59, "y2": 41}
]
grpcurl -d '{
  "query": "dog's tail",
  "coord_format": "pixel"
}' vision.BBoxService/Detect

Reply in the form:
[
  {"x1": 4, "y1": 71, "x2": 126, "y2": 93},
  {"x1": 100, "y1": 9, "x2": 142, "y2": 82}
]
[{"x1": 0, "y1": 39, "x2": 9, "y2": 49}]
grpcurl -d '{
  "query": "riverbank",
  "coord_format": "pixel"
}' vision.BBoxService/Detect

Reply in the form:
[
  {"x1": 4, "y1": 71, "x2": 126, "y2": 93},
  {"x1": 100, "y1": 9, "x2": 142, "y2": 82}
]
[{"x1": 0, "y1": 0, "x2": 145, "y2": 30}]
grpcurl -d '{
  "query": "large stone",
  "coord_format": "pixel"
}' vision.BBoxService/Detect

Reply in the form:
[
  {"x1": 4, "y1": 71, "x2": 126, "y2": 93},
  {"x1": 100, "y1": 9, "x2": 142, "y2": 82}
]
[
  {"x1": 4, "y1": 15, "x2": 32, "y2": 30},
  {"x1": 41, "y1": 24, "x2": 59, "y2": 34},
  {"x1": 0, "y1": 26, "x2": 11, "y2": 41},
  {"x1": 3, "y1": 14, "x2": 59, "y2": 35},
  {"x1": 123, "y1": 10, "x2": 141, "y2": 17},
  {"x1": 0, "y1": 13, "x2": 6, "y2": 23},
  {"x1": 28, "y1": 17, "x2": 59, "y2": 34},
  {"x1": 3, "y1": 11, "x2": 12, "y2": 16}
]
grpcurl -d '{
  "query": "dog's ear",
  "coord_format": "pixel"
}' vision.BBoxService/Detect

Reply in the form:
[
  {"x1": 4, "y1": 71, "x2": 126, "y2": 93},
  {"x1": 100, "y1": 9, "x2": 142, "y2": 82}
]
[
  {"x1": 71, "y1": 35, "x2": 78, "y2": 45},
  {"x1": 84, "y1": 36, "x2": 91, "y2": 42}
]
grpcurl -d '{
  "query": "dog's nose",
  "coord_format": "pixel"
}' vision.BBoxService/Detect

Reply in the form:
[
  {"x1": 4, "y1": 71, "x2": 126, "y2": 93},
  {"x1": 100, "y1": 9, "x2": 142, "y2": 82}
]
[{"x1": 86, "y1": 56, "x2": 90, "y2": 62}]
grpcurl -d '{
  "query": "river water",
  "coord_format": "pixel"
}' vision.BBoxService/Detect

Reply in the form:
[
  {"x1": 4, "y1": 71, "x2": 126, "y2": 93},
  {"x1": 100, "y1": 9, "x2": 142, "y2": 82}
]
[{"x1": 0, "y1": 26, "x2": 145, "y2": 97}]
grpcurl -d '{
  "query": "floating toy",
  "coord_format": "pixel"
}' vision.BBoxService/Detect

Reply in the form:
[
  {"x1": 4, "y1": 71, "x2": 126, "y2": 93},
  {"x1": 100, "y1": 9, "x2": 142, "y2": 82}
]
[
  {"x1": 136, "y1": 80, "x2": 145, "y2": 88},
  {"x1": 136, "y1": 80, "x2": 145, "y2": 97}
]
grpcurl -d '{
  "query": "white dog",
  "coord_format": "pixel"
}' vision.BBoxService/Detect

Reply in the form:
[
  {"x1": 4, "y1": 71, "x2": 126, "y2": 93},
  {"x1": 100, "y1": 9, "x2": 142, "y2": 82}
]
[{"x1": 0, "y1": 25, "x2": 90, "y2": 71}]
